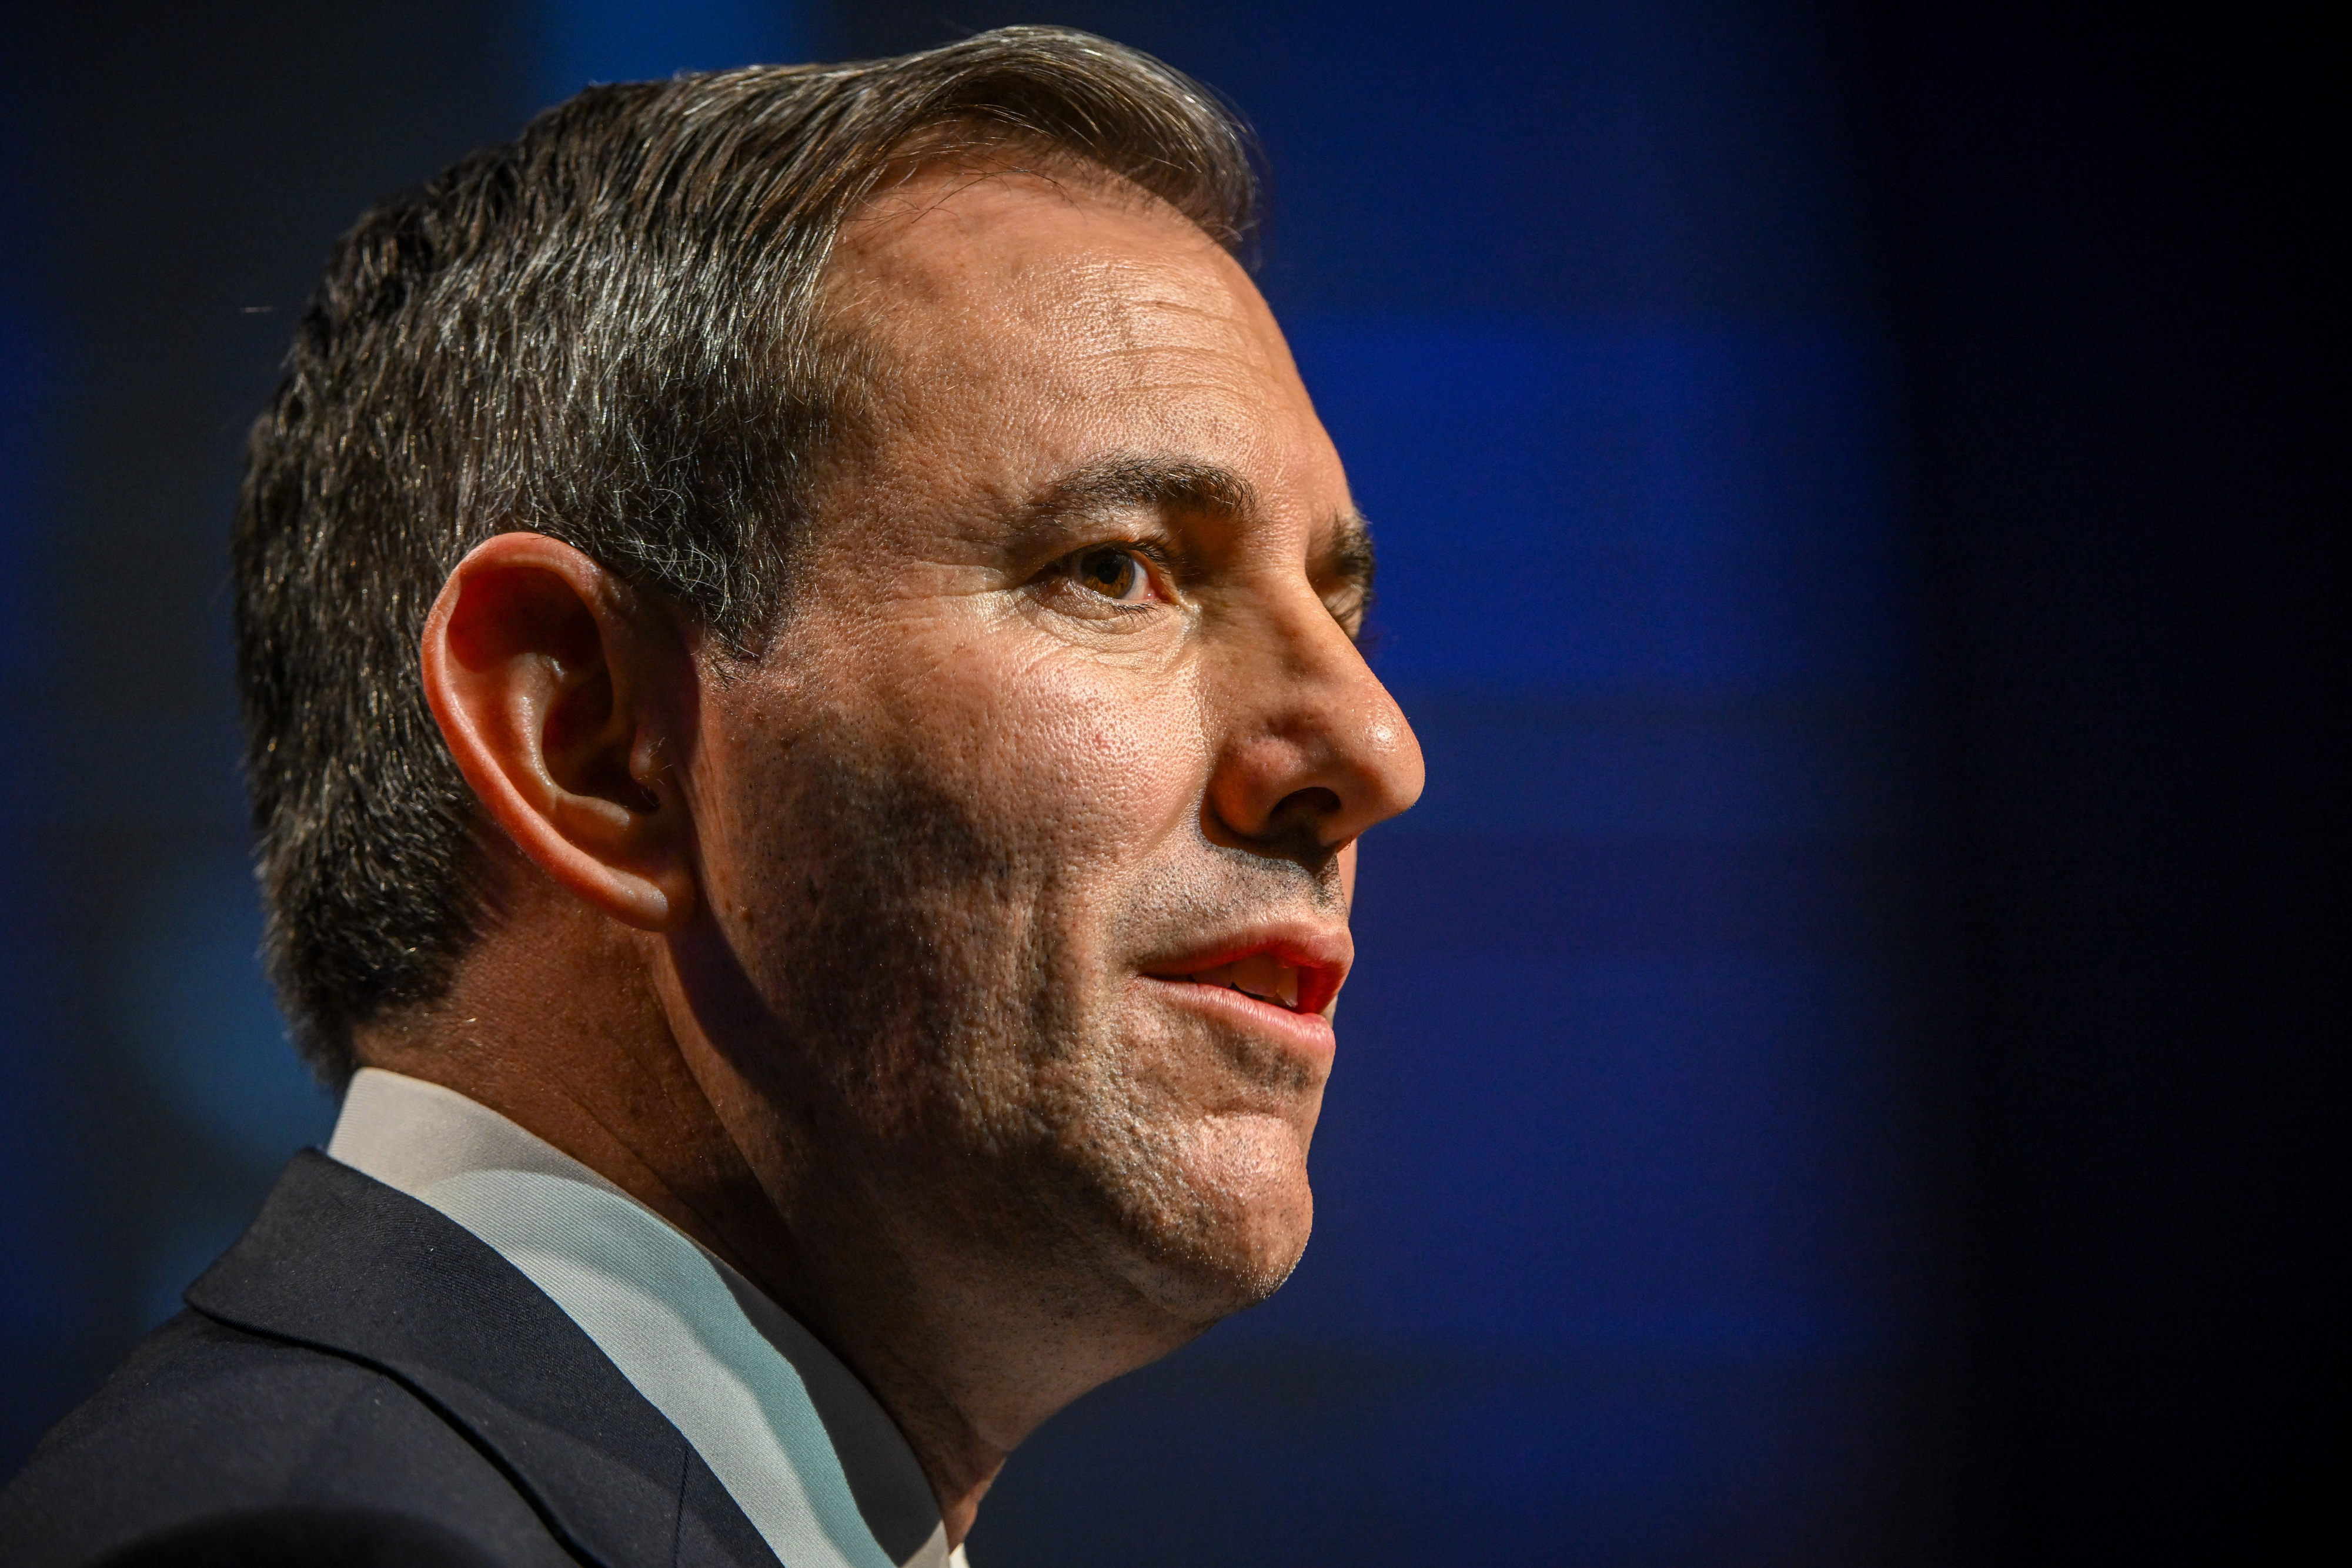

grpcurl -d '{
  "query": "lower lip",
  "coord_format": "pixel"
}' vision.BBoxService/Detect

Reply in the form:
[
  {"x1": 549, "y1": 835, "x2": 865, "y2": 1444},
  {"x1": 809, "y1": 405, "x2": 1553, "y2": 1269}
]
[{"x1": 1137, "y1": 975, "x2": 1338, "y2": 1065}]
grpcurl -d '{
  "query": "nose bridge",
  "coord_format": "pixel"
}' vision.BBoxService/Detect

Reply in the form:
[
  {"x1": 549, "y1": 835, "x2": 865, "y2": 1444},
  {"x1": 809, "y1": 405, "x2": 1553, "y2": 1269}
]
[{"x1": 1211, "y1": 576, "x2": 1425, "y2": 848}]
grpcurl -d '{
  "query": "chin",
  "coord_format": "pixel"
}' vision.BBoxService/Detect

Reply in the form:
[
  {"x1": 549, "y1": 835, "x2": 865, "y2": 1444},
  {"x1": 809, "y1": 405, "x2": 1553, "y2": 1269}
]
[{"x1": 1103, "y1": 1111, "x2": 1317, "y2": 1325}]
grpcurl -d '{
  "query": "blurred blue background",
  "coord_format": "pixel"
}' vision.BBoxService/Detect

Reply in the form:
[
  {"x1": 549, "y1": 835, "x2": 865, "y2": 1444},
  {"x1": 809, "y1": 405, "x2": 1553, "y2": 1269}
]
[{"x1": 0, "y1": 3, "x2": 2324, "y2": 1563}]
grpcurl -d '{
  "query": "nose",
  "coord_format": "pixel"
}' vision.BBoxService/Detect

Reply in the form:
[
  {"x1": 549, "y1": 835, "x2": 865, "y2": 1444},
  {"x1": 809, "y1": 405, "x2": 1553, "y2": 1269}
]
[{"x1": 1204, "y1": 590, "x2": 1425, "y2": 860}]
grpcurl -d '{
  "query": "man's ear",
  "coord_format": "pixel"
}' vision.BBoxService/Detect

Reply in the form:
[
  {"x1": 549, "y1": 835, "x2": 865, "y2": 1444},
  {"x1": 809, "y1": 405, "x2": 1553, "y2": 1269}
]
[{"x1": 421, "y1": 532, "x2": 697, "y2": 932}]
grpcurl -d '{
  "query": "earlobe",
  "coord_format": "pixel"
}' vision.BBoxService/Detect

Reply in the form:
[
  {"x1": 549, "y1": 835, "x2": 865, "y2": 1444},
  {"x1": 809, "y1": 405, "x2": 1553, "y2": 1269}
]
[{"x1": 421, "y1": 533, "x2": 698, "y2": 933}]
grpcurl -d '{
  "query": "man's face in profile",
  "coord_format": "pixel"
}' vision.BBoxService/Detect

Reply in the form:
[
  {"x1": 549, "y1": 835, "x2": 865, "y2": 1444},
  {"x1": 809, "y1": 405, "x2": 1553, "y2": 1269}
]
[{"x1": 674, "y1": 166, "x2": 1424, "y2": 1330}]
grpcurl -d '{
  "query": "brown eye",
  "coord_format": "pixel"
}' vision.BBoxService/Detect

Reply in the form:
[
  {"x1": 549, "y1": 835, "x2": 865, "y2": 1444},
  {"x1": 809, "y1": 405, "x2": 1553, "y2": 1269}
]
[{"x1": 1073, "y1": 546, "x2": 1153, "y2": 605}]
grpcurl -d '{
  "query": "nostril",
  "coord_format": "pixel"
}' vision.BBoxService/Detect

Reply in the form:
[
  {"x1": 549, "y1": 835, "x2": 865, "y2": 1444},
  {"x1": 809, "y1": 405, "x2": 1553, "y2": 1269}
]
[
  {"x1": 1263, "y1": 786, "x2": 1342, "y2": 844},
  {"x1": 1274, "y1": 785, "x2": 1341, "y2": 823}
]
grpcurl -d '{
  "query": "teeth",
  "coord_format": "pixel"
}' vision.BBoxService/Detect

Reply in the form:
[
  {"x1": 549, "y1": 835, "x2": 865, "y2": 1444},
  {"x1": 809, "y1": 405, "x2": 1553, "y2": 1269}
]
[{"x1": 1187, "y1": 955, "x2": 1301, "y2": 1010}]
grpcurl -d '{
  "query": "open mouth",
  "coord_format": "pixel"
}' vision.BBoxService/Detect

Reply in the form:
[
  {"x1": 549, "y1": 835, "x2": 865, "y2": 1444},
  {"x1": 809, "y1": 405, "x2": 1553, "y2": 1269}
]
[
  {"x1": 1149, "y1": 941, "x2": 1349, "y2": 1019},
  {"x1": 1177, "y1": 952, "x2": 1305, "y2": 1011}
]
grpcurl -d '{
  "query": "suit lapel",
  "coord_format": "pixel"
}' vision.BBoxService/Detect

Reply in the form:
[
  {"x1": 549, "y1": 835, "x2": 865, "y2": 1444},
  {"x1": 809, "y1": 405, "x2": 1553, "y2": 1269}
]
[{"x1": 186, "y1": 1149, "x2": 777, "y2": 1568}]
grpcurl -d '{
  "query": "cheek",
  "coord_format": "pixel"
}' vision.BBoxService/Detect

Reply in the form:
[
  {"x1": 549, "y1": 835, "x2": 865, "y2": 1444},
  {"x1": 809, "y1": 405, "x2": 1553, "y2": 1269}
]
[
  {"x1": 686, "y1": 700, "x2": 796, "y2": 922},
  {"x1": 937, "y1": 646, "x2": 1209, "y2": 867}
]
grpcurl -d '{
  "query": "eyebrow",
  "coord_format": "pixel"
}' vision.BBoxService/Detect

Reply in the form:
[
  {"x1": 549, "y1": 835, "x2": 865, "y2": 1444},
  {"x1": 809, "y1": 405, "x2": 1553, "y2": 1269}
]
[
  {"x1": 1027, "y1": 452, "x2": 1261, "y2": 529},
  {"x1": 1020, "y1": 452, "x2": 1378, "y2": 608}
]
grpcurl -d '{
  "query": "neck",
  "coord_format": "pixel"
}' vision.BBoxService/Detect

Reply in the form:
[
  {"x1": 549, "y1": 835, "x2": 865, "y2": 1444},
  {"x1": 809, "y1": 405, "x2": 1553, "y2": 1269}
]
[{"x1": 353, "y1": 888, "x2": 1190, "y2": 1546}]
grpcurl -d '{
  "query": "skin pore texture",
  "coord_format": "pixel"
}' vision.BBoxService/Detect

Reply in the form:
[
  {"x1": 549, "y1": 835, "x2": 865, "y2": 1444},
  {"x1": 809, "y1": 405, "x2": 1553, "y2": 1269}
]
[{"x1": 362, "y1": 163, "x2": 1424, "y2": 1544}]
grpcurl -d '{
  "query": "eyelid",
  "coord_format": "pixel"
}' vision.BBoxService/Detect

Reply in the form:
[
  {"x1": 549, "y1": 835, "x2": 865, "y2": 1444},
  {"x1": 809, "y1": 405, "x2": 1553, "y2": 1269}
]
[
  {"x1": 1030, "y1": 540, "x2": 1178, "y2": 623},
  {"x1": 1111, "y1": 536, "x2": 1174, "y2": 571},
  {"x1": 1113, "y1": 543, "x2": 1173, "y2": 607},
  {"x1": 1071, "y1": 536, "x2": 1176, "y2": 590}
]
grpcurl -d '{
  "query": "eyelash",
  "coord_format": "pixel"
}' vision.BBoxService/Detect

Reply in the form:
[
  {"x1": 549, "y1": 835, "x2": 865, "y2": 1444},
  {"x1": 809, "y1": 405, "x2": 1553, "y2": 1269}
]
[
  {"x1": 1064, "y1": 541, "x2": 1171, "y2": 611},
  {"x1": 1040, "y1": 541, "x2": 1369, "y2": 641}
]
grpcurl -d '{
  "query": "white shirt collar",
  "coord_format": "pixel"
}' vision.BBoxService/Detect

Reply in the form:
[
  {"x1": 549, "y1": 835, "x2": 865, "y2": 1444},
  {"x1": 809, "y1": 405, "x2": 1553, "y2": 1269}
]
[{"x1": 328, "y1": 1068, "x2": 965, "y2": 1568}]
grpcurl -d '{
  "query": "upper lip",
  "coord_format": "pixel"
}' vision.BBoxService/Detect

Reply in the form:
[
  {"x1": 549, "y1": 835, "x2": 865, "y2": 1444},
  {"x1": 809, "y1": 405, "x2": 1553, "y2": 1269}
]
[{"x1": 1140, "y1": 924, "x2": 1353, "y2": 1017}]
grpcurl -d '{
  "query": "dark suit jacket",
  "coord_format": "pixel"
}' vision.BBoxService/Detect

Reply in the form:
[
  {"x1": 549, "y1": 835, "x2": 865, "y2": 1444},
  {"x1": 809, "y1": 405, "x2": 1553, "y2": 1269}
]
[{"x1": 0, "y1": 1149, "x2": 783, "y2": 1567}]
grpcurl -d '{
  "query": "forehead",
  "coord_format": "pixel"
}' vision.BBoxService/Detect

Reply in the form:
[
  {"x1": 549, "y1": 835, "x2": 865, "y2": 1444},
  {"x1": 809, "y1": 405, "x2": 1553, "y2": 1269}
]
[{"x1": 822, "y1": 164, "x2": 1332, "y2": 499}]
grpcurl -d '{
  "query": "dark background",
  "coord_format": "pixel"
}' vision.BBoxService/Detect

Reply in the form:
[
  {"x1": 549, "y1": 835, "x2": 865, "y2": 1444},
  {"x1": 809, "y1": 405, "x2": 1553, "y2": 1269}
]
[{"x1": 0, "y1": 3, "x2": 2327, "y2": 1563}]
